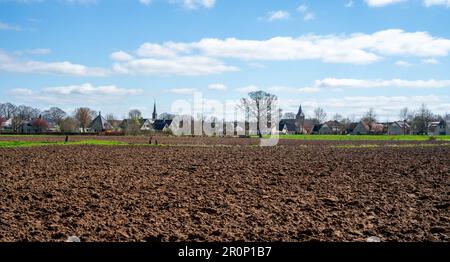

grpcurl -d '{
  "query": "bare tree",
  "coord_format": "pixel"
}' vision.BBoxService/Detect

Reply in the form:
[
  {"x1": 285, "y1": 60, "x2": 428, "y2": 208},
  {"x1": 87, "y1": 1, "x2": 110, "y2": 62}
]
[
  {"x1": 341, "y1": 117, "x2": 352, "y2": 134},
  {"x1": 363, "y1": 108, "x2": 377, "y2": 123},
  {"x1": 241, "y1": 91, "x2": 278, "y2": 137},
  {"x1": 126, "y1": 109, "x2": 142, "y2": 135},
  {"x1": 411, "y1": 104, "x2": 434, "y2": 134},
  {"x1": 313, "y1": 107, "x2": 327, "y2": 124},
  {"x1": 0, "y1": 103, "x2": 17, "y2": 119},
  {"x1": 60, "y1": 117, "x2": 79, "y2": 133},
  {"x1": 74, "y1": 107, "x2": 95, "y2": 132},
  {"x1": 332, "y1": 113, "x2": 343, "y2": 122},
  {"x1": 399, "y1": 107, "x2": 409, "y2": 122},
  {"x1": 42, "y1": 107, "x2": 66, "y2": 126},
  {"x1": 241, "y1": 91, "x2": 278, "y2": 138},
  {"x1": 15, "y1": 105, "x2": 40, "y2": 120},
  {"x1": 105, "y1": 113, "x2": 116, "y2": 122},
  {"x1": 128, "y1": 109, "x2": 142, "y2": 120},
  {"x1": 159, "y1": 112, "x2": 176, "y2": 120},
  {"x1": 105, "y1": 113, "x2": 120, "y2": 131},
  {"x1": 282, "y1": 112, "x2": 296, "y2": 119}
]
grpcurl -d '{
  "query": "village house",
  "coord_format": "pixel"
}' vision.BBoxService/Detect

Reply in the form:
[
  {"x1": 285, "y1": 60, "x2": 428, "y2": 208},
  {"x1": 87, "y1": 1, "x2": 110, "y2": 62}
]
[
  {"x1": 319, "y1": 120, "x2": 343, "y2": 135},
  {"x1": 89, "y1": 112, "x2": 113, "y2": 133},
  {"x1": 387, "y1": 121, "x2": 411, "y2": 135},
  {"x1": 278, "y1": 105, "x2": 314, "y2": 134},
  {"x1": 0, "y1": 118, "x2": 12, "y2": 131},
  {"x1": 352, "y1": 120, "x2": 384, "y2": 135},
  {"x1": 152, "y1": 119, "x2": 173, "y2": 132},
  {"x1": 311, "y1": 124, "x2": 322, "y2": 135},
  {"x1": 428, "y1": 120, "x2": 448, "y2": 135}
]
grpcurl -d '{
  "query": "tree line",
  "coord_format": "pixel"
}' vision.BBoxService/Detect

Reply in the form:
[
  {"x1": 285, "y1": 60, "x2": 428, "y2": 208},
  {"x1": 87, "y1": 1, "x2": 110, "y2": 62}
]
[{"x1": 1, "y1": 94, "x2": 448, "y2": 135}]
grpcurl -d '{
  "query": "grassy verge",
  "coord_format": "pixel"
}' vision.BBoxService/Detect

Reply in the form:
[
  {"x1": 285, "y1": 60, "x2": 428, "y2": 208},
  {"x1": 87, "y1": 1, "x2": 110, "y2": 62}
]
[
  {"x1": 264, "y1": 135, "x2": 450, "y2": 141},
  {"x1": 0, "y1": 140, "x2": 157, "y2": 148},
  {"x1": 333, "y1": 143, "x2": 450, "y2": 148}
]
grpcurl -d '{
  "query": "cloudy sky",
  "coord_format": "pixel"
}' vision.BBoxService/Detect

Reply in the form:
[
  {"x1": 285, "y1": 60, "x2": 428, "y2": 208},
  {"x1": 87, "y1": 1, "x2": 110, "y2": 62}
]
[{"x1": 0, "y1": 0, "x2": 449, "y2": 121}]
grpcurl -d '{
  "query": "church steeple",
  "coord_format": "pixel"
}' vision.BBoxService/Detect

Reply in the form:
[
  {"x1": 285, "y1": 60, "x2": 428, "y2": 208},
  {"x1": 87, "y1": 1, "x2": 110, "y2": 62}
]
[
  {"x1": 152, "y1": 101, "x2": 157, "y2": 121},
  {"x1": 296, "y1": 105, "x2": 304, "y2": 119}
]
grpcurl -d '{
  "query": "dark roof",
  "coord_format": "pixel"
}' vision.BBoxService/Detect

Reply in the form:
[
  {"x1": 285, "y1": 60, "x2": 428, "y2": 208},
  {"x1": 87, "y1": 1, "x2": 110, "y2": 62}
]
[
  {"x1": 89, "y1": 114, "x2": 112, "y2": 131},
  {"x1": 279, "y1": 119, "x2": 296, "y2": 132},
  {"x1": 312, "y1": 124, "x2": 322, "y2": 132},
  {"x1": 346, "y1": 122, "x2": 358, "y2": 132},
  {"x1": 296, "y1": 105, "x2": 304, "y2": 118},
  {"x1": 153, "y1": 119, "x2": 172, "y2": 131},
  {"x1": 324, "y1": 120, "x2": 342, "y2": 128}
]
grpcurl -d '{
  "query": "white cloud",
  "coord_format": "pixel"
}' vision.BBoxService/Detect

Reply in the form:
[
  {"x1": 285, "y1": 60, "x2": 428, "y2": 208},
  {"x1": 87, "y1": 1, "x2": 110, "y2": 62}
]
[
  {"x1": 394, "y1": 60, "x2": 413, "y2": 67},
  {"x1": 345, "y1": 1, "x2": 354, "y2": 7},
  {"x1": 111, "y1": 29, "x2": 450, "y2": 75},
  {"x1": 297, "y1": 5, "x2": 314, "y2": 21},
  {"x1": 165, "y1": 88, "x2": 197, "y2": 94},
  {"x1": 0, "y1": 21, "x2": 21, "y2": 31},
  {"x1": 208, "y1": 83, "x2": 227, "y2": 90},
  {"x1": 42, "y1": 83, "x2": 142, "y2": 95},
  {"x1": 365, "y1": 0, "x2": 406, "y2": 7},
  {"x1": 248, "y1": 62, "x2": 266, "y2": 69},
  {"x1": 269, "y1": 86, "x2": 321, "y2": 93},
  {"x1": 422, "y1": 58, "x2": 439, "y2": 64},
  {"x1": 169, "y1": 0, "x2": 215, "y2": 9},
  {"x1": 197, "y1": 29, "x2": 450, "y2": 63},
  {"x1": 424, "y1": 0, "x2": 450, "y2": 7},
  {"x1": 137, "y1": 43, "x2": 182, "y2": 57},
  {"x1": 9, "y1": 83, "x2": 143, "y2": 105},
  {"x1": 266, "y1": 10, "x2": 290, "y2": 22},
  {"x1": 14, "y1": 48, "x2": 51, "y2": 55},
  {"x1": 110, "y1": 51, "x2": 134, "y2": 61},
  {"x1": 139, "y1": 0, "x2": 152, "y2": 5},
  {"x1": 315, "y1": 78, "x2": 450, "y2": 89},
  {"x1": 303, "y1": 13, "x2": 315, "y2": 21},
  {"x1": 112, "y1": 56, "x2": 238, "y2": 76},
  {"x1": 0, "y1": 50, "x2": 108, "y2": 76},
  {"x1": 190, "y1": 37, "x2": 380, "y2": 64},
  {"x1": 236, "y1": 85, "x2": 260, "y2": 93}
]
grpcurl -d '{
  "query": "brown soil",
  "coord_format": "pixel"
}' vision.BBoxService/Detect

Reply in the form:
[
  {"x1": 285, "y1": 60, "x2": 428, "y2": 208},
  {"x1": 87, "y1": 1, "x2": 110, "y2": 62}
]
[{"x1": 0, "y1": 140, "x2": 449, "y2": 242}]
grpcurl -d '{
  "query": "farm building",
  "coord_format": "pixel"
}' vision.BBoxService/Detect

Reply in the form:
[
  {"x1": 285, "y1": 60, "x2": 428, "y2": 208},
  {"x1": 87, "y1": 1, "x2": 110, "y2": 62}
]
[
  {"x1": 16, "y1": 121, "x2": 34, "y2": 133},
  {"x1": 344, "y1": 122, "x2": 358, "y2": 134},
  {"x1": 153, "y1": 119, "x2": 173, "y2": 132},
  {"x1": 312, "y1": 124, "x2": 322, "y2": 134},
  {"x1": 278, "y1": 105, "x2": 314, "y2": 134},
  {"x1": 278, "y1": 119, "x2": 297, "y2": 134},
  {"x1": 120, "y1": 118, "x2": 154, "y2": 131},
  {"x1": 319, "y1": 120, "x2": 343, "y2": 135},
  {"x1": 0, "y1": 118, "x2": 12, "y2": 130},
  {"x1": 89, "y1": 112, "x2": 113, "y2": 133},
  {"x1": 352, "y1": 121, "x2": 384, "y2": 135},
  {"x1": 387, "y1": 121, "x2": 411, "y2": 135},
  {"x1": 428, "y1": 120, "x2": 448, "y2": 135}
]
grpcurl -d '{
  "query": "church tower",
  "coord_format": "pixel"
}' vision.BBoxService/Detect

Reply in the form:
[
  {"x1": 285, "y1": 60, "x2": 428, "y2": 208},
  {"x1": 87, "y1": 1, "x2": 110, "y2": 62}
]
[
  {"x1": 295, "y1": 105, "x2": 305, "y2": 134},
  {"x1": 152, "y1": 101, "x2": 157, "y2": 122}
]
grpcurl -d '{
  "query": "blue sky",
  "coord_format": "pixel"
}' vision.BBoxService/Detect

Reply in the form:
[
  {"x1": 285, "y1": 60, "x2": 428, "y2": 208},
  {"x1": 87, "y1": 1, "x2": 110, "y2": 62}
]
[{"x1": 0, "y1": 0, "x2": 449, "y2": 121}]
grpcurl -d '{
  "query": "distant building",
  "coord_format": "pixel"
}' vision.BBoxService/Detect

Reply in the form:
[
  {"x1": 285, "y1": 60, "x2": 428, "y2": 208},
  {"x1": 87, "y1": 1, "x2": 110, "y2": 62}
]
[
  {"x1": 152, "y1": 119, "x2": 173, "y2": 132},
  {"x1": 278, "y1": 105, "x2": 314, "y2": 134},
  {"x1": 428, "y1": 120, "x2": 448, "y2": 135},
  {"x1": 343, "y1": 122, "x2": 358, "y2": 135},
  {"x1": 89, "y1": 112, "x2": 113, "y2": 133},
  {"x1": 387, "y1": 121, "x2": 411, "y2": 135},
  {"x1": 352, "y1": 121, "x2": 384, "y2": 135},
  {"x1": 0, "y1": 118, "x2": 12, "y2": 130},
  {"x1": 319, "y1": 120, "x2": 343, "y2": 135}
]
